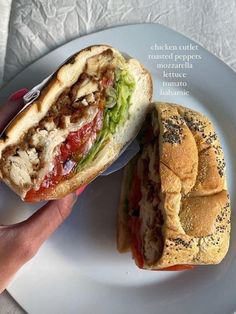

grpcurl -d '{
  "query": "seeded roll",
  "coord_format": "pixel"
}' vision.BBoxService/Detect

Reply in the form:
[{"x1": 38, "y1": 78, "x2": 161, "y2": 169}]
[{"x1": 117, "y1": 102, "x2": 231, "y2": 270}]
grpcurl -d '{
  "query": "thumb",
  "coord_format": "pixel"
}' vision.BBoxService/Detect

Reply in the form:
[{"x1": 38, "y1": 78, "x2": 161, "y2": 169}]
[{"x1": 16, "y1": 193, "x2": 78, "y2": 254}]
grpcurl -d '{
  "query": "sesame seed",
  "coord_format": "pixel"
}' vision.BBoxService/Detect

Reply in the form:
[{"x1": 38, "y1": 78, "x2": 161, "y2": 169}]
[{"x1": 162, "y1": 117, "x2": 185, "y2": 144}]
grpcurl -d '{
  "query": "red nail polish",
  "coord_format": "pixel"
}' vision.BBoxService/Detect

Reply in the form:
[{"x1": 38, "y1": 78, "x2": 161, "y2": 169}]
[
  {"x1": 8, "y1": 88, "x2": 28, "y2": 101},
  {"x1": 75, "y1": 185, "x2": 86, "y2": 195}
]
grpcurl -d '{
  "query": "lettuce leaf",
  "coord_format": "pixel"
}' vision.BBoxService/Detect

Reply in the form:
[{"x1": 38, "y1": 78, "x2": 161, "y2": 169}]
[{"x1": 76, "y1": 67, "x2": 135, "y2": 171}]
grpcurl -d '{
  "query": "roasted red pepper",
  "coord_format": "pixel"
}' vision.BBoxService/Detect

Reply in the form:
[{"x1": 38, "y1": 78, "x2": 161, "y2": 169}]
[
  {"x1": 158, "y1": 265, "x2": 195, "y2": 271},
  {"x1": 128, "y1": 169, "x2": 144, "y2": 268},
  {"x1": 25, "y1": 109, "x2": 103, "y2": 202},
  {"x1": 130, "y1": 217, "x2": 144, "y2": 268}
]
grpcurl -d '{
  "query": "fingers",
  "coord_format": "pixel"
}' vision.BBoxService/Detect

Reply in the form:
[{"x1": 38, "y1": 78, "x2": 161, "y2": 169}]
[
  {"x1": 0, "y1": 193, "x2": 77, "y2": 293},
  {"x1": 0, "y1": 100, "x2": 24, "y2": 131},
  {"x1": 1, "y1": 190, "x2": 83, "y2": 261},
  {"x1": 16, "y1": 194, "x2": 78, "y2": 252},
  {"x1": 8, "y1": 88, "x2": 28, "y2": 101}
]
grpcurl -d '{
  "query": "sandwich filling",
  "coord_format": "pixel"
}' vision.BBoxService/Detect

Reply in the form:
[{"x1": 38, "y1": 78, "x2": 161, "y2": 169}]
[
  {"x1": 125, "y1": 112, "x2": 193, "y2": 270},
  {"x1": 126, "y1": 112, "x2": 164, "y2": 268},
  {"x1": 0, "y1": 49, "x2": 135, "y2": 201}
]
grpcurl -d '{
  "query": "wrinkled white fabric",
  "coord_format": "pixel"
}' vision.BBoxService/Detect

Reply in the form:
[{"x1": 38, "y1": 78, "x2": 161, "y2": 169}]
[
  {"x1": 1, "y1": 0, "x2": 236, "y2": 87},
  {"x1": 0, "y1": 0, "x2": 236, "y2": 313},
  {"x1": 0, "y1": 0, "x2": 12, "y2": 85}
]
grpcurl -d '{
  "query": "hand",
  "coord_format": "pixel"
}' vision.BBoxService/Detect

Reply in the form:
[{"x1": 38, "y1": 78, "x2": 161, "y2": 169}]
[{"x1": 0, "y1": 90, "x2": 84, "y2": 293}]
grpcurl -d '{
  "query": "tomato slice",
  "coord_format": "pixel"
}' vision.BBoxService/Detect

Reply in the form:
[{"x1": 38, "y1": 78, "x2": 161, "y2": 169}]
[
  {"x1": 66, "y1": 123, "x2": 93, "y2": 154},
  {"x1": 25, "y1": 154, "x2": 64, "y2": 202},
  {"x1": 25, "y1": 109, "x2": 103, "y2": 202},
  {"x1": 60, "y1": 144, "x2": 70, "y2": 161},
  {"x1": 130, "y1": 217, "x2": 144, "y2": 268},
  {"x1": 128, "y1": 168, "x2": 144, "y2": 268},
  {"x1": 158, "y1": 265, "x2": 195, "y2": 271}
]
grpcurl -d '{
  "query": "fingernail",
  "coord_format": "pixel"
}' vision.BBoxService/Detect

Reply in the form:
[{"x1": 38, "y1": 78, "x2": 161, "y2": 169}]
[
  {"x1": 75, "y1": 185, "x2": 86, "y2": 195},
  {"x1": 8, "y1": 88, "x2": 28, "y2": 101}
]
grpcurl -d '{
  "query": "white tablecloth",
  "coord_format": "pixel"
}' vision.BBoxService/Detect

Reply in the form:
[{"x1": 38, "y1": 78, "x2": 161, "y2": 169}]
[{"x1": 0, "y1": 0, "x2": 236, "y2": 313}]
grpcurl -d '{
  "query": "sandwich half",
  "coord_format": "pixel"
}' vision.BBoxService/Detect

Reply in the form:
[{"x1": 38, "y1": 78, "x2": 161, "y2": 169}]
[
  {"x1": 117, "y1": 102, "x2": 231, "y2": 270},
  {"x1": 0, "y1": 45, "x2": 152, "y2": 202}
]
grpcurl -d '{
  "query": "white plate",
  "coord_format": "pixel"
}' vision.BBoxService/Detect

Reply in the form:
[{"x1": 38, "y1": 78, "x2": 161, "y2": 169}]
[{"x1": 0, "y1": 24, "x2": 236, "y2": 314}]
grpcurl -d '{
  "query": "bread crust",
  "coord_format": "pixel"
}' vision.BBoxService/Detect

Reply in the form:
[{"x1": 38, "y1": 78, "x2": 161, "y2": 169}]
[
  {"x1": 117, "y1": 102, "x2": 231, "y2": 268},
  {"x1": 0, "y1": 45, "x2": 153, "y2": 200}
]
